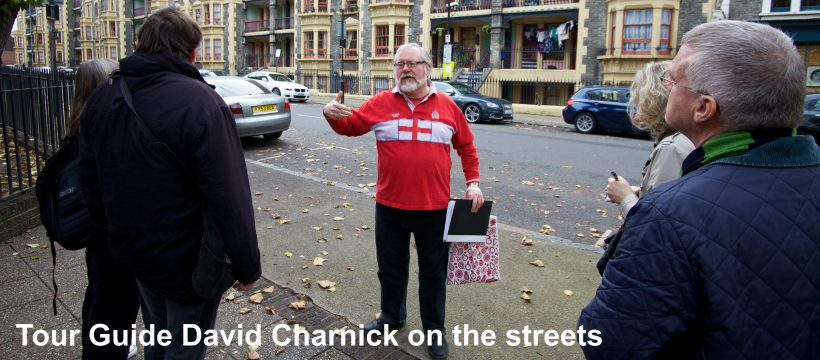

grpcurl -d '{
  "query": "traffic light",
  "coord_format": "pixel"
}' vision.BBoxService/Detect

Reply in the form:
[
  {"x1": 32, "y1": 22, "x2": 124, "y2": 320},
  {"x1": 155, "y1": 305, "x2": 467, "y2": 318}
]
[{"x1": 46, "y1": 5, "x2": 60, "y2": 21}]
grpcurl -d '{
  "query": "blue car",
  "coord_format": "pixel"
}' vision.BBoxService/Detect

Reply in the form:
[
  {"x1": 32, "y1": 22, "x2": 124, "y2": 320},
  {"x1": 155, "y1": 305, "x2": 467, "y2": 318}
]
[{"x1": 562, "y1": 86, "x2": 647, "y2": 135}]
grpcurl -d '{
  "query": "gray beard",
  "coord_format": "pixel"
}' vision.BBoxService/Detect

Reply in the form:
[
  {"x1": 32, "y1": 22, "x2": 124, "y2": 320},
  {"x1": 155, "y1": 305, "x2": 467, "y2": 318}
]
[{"x1": 398, "y1": 77, "x2": 425, "y2": 93}]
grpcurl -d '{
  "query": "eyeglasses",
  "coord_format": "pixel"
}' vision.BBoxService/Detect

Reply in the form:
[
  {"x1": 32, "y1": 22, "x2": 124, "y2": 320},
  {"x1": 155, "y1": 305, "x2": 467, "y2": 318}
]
[
  {"x1": 393, "y1": 61, "x2": 427, "y2": 69},
  {"x1": 659, "y1": 71, "x2": 706, "y2": 95}
]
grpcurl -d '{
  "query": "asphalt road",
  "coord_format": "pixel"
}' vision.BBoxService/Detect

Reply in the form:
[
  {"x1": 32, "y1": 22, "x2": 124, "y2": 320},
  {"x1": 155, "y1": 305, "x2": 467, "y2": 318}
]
[{"x1": 242, "y1": 102, "x2": 653, "y2": 246}]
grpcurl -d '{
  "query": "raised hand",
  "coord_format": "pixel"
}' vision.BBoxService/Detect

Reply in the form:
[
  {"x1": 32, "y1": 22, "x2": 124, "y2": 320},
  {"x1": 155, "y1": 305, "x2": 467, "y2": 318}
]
[{"x1": 323, "y1": 91, "x2": 353, "y2": 120}]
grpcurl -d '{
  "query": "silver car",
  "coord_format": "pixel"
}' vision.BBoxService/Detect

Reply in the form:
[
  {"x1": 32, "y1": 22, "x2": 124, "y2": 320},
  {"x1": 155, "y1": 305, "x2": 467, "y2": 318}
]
[{"x1": 205, "y1": 77, "x2": 291, "y2": 140}]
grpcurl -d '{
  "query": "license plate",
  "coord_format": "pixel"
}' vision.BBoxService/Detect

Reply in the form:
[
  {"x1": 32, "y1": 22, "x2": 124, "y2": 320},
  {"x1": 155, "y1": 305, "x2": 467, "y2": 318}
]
[
  {"x1": 504, "y1": 110, "x2": 512, "y2": 114},
  {"x1": 252, "y1": 104, "x2": 277, "y2": 113}
]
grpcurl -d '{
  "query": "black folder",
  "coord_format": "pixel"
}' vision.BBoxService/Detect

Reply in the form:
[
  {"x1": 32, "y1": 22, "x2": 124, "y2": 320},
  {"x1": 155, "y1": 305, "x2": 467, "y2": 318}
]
[{"x1": 443, "y1": 199, "x2": 494, "y2": 242}]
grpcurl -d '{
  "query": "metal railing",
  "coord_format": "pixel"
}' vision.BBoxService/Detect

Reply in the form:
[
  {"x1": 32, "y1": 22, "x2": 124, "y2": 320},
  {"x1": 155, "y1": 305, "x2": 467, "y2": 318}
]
[
  {"x1": 274, "y1": 17, "x2": 293, "y2": 30},
  {"x1": 245, "y1": 20, "x2": 270, "y2": 32},
  {"x1": 0, "y1": 67, "x2": 74, "y2": 198}
]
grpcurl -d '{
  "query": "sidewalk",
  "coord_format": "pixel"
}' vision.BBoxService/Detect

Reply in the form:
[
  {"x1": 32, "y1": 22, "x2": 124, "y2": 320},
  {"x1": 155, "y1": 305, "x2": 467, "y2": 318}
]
[
  {"x1": 0, "y1": 226, "x2": 417, "y2": 360},
  {"x1": 305, "y1": 94, "x2": 572, "y2": 129}
]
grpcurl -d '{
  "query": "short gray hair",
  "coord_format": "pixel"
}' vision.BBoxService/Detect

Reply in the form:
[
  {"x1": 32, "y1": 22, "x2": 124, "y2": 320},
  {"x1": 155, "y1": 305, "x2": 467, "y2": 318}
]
[
  {"x1": 681, "y1": 20, "x2": 805, "y2": 130},
  {"x1": 394, "y1": 43, "x2": 433, "y2": 73}
]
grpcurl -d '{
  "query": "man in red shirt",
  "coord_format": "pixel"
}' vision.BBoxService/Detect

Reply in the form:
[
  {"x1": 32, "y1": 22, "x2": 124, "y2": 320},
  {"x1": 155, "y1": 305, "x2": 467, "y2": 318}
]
[{"x1": 324, "y1": 43, "x2": 483, "y2": 359}]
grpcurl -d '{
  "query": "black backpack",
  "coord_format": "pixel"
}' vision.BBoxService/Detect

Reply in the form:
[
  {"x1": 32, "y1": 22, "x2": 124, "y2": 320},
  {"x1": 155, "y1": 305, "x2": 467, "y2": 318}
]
[
  {"x1": 35, "y1": 134, "x2": 92, "y2": 315},
  {"x1": 35, "y1": 134, "x2": 92, "y2": 251}
]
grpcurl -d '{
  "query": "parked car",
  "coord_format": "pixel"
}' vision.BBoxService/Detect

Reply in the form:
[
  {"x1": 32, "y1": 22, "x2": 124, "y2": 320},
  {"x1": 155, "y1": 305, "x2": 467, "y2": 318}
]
[
  {"x1": 245, "y1": 71, "x2": 310, "y2": 102},
  {"x1": 800, "y1": 93, "x2": 820, "y2": 143},
  {"x1": 562, "y1": 86, "x2": 647, "y2": 136},
  {"x1": 199, "y1": 69, "x2": 217, "y2": 77},
  {"x1": 204, "y1": 76, "x2": 291, "y2": 140},
  {"x1": 432, "y1": 81, "x2": 513, "y2": 123}
]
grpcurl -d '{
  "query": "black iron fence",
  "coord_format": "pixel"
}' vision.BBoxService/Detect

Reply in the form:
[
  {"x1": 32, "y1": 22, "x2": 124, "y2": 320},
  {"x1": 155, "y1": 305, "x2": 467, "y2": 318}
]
[{"x1": 0, "y1": 67, "x2": 74, "y2": 198}]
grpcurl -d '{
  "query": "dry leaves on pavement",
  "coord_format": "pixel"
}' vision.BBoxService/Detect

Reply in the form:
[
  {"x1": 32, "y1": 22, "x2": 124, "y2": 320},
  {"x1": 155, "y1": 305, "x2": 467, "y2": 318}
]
[
  {"x1": 530, "y1": 259, "x2": 545, "y2": 267},
  {"x1": 248, "y1": 293, "x2": 264, "y2": 304}
]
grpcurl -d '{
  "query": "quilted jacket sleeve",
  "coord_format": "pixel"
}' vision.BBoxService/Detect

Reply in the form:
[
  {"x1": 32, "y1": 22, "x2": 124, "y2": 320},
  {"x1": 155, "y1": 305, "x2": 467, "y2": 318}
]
[{"x1": 578, "y1": 201, "x2": 701, "y2": 359}]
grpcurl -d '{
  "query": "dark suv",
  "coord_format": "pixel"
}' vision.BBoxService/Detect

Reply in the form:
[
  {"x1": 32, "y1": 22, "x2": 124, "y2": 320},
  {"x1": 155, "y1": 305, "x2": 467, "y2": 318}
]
[{"x1": 562, "y1": 86, "x2": 647, "y2": 136}]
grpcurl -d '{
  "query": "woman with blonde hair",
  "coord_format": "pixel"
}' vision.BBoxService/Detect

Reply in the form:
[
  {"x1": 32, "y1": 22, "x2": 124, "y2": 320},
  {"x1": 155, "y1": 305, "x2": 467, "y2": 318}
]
[
  {"x1": 70, "y1": 59, "x2": 140, "y2": 360},
  {"x1": 605, "y1": 61, "x2": 695, "y2": 214}
]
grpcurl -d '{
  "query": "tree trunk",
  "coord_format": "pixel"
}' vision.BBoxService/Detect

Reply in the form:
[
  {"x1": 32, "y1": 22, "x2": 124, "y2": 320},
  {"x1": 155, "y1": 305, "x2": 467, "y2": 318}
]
[{"x1": 0, "y1": 7, "x2": 24, "y2": 66}]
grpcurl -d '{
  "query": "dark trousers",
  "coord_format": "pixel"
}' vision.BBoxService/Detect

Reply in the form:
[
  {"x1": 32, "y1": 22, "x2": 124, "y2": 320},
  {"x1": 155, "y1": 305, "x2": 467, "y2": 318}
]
[
  {"x1": 375, "y1": 203, "x2": 449, "y2": 331},
  {"x1": 137, "y1": 281, "x2": 220, "y2": 360},
  {"x1": 82, "y1": 239, "x2": 141, "y2": 360}
]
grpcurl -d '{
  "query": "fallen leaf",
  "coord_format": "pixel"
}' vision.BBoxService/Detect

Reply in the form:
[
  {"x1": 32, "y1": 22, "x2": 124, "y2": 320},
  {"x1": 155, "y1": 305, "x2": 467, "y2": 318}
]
[
  {"x1": 225, "y1": 292, "x2": 236, "y2": 301},
  {"x1": 336, "y1": 234, "x2": 344, "y2": 240},
  {"x1": 239, "y1": 307, "x2": 252, "y2": 314},
  {"x1": 521, "y1": 293, "x2": 531, "y2": 302},
  {"x1": 576, "y1": 233, "x2": 585, "y2": 237},
  {"x1": 263, "y1": 286, "x2": 275, "y2": 294},
  {"x1": 266, "y1": 225, "x2": 273, "y2": 229},
  {"x1": 347, "y1": 267, "x2": 356, "y2": 271},
  {"x1": 317, "y1": 238, "x2": 327, "y2": 243},
  {"x1": 274, "y1": 347, "x2": 285, "y2": 355},
  {"x1": 289, "y1": 301, "x2": 306, "y2": 310},
  {"x1": 31, "y1": 255, "x2": 40, "y2": 260},
  {"x1": 26, "y1": 243, "x2": 39, "y2": 248},
  {"x1": 302, "y1": 209, "x2": 310, "y2": 213},
  {"x1": 563, "y1": 290, "x2": 574, "y2": 297},
  {"x1": 521, "y1": 236, "x2": 533, "y2": 246},
  {"x1": 254, "y1": 192, "x2": 263, "y2": 196},
  {"x1": 246, "y1": 346, "x2": 260, "y2": 359},
  {"x1": 530, "y1": 259, "x2": 545, "y2": 267},
  {"x1": 276, "y1": 219, "x2": 291, "y2": 224},
  {"x1": 520, "y1": 287, "x2": 532, "y2": 294},
  {"x1": 284, "y1": 251, "x2": 293, "y2": 257},
  {"x1": 313, "y1": 226, "x2": 323, "y2": 231},
  {"x1": 521, "y1": 180, "x2": 535, "y2": 186},
  {"x1": 313, "y1": 257, "x2": 326, "y2": 266},
  {"x1": 12, "y1": 252, "x2": 19, "y2": 256},
  {"x1": 249, "y1": 293, "x2": 264, "y2": 304},
  {"x1": 271, "y1": 214, "x2": 281, "y2": 219},
  {"x1": 575, "y1": 184, "x2": 582, "y2": 188},
  {"x1": 264, "y1": 305, "x2": 276, "y2": 314},
  {"x1": 302, "y1": 265, "x2": 308, "y2": 269},
  {"x1": 317, "y1": 280, "x2": 336, "y2": 289},
  {"x1": 361, "y1": 225, "x2": 370, "y2": 230},
  {"x1": 302, "y1": 278, "x2": 311, "y2": 288}
]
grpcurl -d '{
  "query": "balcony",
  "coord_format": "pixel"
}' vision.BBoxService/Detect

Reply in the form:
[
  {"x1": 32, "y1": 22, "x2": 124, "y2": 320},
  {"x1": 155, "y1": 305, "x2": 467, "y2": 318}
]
[
  {"x1": 274, "y1": 17, "x2": 293, "y2": 30},
  {"x1": 133, "y1": 7, "x2": 145, "y2": 17},
  {"x1": 245, "y1": 19, "x2": 270, "y2": 32},
  {"x1": 502, "y1": 0, "x2": 578, "y2": 7},
  {"x1": 73, "y1": 0, "x2": 81, "y2": 9},
  {"x1": 431, "y1": 0, "x2": 491, "y2": 13}
]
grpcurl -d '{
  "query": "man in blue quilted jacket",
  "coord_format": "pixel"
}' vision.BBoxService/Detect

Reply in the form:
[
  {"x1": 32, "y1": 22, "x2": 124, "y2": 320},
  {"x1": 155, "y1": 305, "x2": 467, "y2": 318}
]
[{"x1": 578, "y1": 20, "x2": 820, "y2": 359}]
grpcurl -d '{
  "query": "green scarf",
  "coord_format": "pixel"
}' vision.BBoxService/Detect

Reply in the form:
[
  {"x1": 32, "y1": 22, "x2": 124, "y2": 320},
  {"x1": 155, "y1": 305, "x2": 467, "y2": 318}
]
[{"x1": 681, "y1": 129, "x2": 796, "y2": 176}]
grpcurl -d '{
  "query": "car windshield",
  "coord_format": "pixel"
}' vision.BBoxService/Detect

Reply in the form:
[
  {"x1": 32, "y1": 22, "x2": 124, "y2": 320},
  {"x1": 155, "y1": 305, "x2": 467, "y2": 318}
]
[
  {"x1": 271, "y1": 74, "x2": 293, "y2": 82},
  {"x1": 449, "y1": 82, "x2": 479, "y2": 95},
  {"x1": 212, "y1": 80, "x2": 269, "y2": 96}
]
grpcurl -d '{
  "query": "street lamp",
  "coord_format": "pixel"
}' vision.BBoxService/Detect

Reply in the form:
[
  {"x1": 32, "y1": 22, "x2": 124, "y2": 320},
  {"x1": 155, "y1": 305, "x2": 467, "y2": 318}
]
[
  {"x1": 446, "y1": 1, "x2": 458, "y2": 44},
  {"x1": 337, "y1": 8, "x2": 345, "y2": 104}
]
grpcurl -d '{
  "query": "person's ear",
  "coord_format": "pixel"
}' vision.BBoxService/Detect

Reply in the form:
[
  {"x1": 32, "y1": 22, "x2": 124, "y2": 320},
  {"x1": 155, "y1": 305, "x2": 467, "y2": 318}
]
[
  {"x1": 188, "y1": 48, "x2": 197, "y2": 64},
  {"x1": 693, "y1": 95, "x2": 719, "y2": 124}
]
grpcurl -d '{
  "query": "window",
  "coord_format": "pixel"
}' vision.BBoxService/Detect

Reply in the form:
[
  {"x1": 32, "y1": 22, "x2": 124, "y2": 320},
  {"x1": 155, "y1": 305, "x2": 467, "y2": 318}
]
[
  {"x1": 57, "y1": 51, "x2": 63, "y2": 62},
  {"x1": 771, "y1": 0, "x2": 790, "y2": 12},
  {"x1": 109, "y1": 46, "x2": 117, "y2": 59},
  {"x1": 17, "y1": 37, "x2": 23, "y2": 47},
  {"x1": 37, "y1": 34, "x2": 43, "y2": 45},
  {"x1": 317, "y1": 31, "x2": 327, "y2": 58},
  {"x1": 303, "y1": 32, "x2": 314, "y2": 58},
  {"x1": 213, "y1": 39, "x2": 222, "y2": 60},
  {"x1": 623, "y1": 9, "x2": 652, "y2": 53},
  {"x1": 303, "y1": 0, "x2": 314, "y2": 13},
  {"x1": 204, "y1": 5, "x2": 211, "y2": 24},
  {"x1": 213, "y1": 5, "x2": 222, "y2": 25},
  {"x1": 609, "y1": 12, "x2": 615, "y2": 54},
  {"x1": 659, "y1": 9, "x2": 672, "y2": 54},
  {"x1": 195, "y1": 9, "x2": 201, "y2": 24},
  {"x1": 802, "y1": 0, "x2": 820, "y2": 11},
  {"x1": 393, "y1": 24, "x2": 405, "y2": 52},
  {"x1": 345, "y1": 30, "x2": 358, "y2": 59},
  {"x1": 18, "y1": 53, "x2": 24, "y2": 64},
  {"x1": 318, "y1": 0, "x2": 328, "y2": 12},
  {"x1": 196, "y1": 45, "x2": 202, "y2": 61},
  {"x1": 204, "y1": 39, "x2": 211, "y2": 60},
  {"x1": 375, "y1": 25, "x2": 389, "y2": 57}
]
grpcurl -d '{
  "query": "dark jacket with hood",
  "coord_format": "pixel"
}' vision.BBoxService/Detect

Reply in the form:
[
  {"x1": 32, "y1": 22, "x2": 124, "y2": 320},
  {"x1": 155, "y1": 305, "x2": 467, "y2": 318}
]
[{"x1": 79, "y1": 52, "x2": 261, "y2": 301}]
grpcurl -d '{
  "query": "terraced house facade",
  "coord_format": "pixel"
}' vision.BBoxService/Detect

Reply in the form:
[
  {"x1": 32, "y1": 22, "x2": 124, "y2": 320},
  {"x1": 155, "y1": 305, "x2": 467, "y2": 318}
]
[{"x1": 11, "y1": 0, "x2": 820, "y2": 107}]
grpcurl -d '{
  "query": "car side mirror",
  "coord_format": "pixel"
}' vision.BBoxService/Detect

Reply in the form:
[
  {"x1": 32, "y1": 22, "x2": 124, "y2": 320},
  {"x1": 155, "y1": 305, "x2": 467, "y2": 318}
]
[{"x1": 445, "y1": 89, "x2": 456, "y2": 96}]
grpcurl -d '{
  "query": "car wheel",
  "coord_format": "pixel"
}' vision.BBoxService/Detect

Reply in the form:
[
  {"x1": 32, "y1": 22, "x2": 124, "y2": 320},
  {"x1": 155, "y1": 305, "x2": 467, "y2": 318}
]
[
  {"x1": 573, "y1": 113, "x2": 597, "y2": 134},
  {"x1": 272, "y1": 88, "x2": 281, "y2": 96},
  {"x1": 463, "y1": 104, "x2": 482, "y2": 123},
  {"x1": 264, "y1": 132, "x2": 282, "y2": 141}
]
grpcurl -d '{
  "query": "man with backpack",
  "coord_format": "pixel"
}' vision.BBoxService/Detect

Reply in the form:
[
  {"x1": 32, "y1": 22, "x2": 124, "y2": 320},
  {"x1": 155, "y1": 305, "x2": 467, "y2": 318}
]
[{"x1": 78, "y1": 6, "x2": 261, "y2": 359}]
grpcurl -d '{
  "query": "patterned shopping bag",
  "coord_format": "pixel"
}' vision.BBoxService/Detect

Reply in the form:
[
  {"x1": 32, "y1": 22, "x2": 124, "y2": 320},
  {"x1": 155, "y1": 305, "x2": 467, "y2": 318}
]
[{"x1": 446, "y1": 216, "x2": 500, "y2": 285}]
